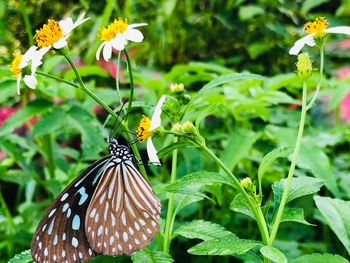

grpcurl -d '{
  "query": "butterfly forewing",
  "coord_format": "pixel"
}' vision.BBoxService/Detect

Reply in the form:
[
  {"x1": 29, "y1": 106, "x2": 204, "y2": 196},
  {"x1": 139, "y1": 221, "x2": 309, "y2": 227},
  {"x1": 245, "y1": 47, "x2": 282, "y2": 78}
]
[
  {"x1": 85, "y1": 157, "x2": 161, "y2": 255},
  {"x1": 31, "y1": 156, "x2": 111, "y2": 263}
]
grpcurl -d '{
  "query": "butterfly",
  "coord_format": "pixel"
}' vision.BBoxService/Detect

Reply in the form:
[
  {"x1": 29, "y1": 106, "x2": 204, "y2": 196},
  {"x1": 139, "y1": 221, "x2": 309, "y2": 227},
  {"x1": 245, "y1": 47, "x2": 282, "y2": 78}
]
[{"x1": 31, "y1": 138, "x2": 161, "y2": 263}]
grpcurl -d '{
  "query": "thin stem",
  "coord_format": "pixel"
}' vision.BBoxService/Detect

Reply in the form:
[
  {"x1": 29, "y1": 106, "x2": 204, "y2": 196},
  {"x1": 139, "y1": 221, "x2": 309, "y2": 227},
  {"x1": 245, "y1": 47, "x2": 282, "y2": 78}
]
[
  {"x1": 306, "y1": 45, "x2": 324, "y2": 110},
  {"x1": 269, "y1": 81, "x2": 308, "y2": 244},
  {"x1": 37, "y1": 71, "x2": 79, "y2": 88},
  {"x1": 43, "y1": 135, "x2": 55, "y2": 180},
  {"x1": 115, "y1": 51, "x2": 124, "y2": 107},
  {"x1": 163, "y1": 137, "x2": 178, "y2": 253},
  {"x1": 18, "y1": 0, "x2": 33, "y2": 46},
  {"x1": 124, "y1": 49, "x2": 135, "y2": 114},
  {"x1": 61, "y1": 50, "x2": 148, "y2": 179},
  {"x1": 193, "y1": 140, "x2": 270, "y2": 245}
]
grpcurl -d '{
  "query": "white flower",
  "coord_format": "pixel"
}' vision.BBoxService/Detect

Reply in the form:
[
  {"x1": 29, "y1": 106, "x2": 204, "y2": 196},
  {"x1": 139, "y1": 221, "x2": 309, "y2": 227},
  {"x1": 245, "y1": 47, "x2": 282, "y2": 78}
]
[
  {"x1": 34, "y1": 13, "x2": 90, "y2": 54},
  {"x1": 290, "y1": 17, "x2": 350, "y2": 55},
  {"x1": 96, "y1": 18, "x2": 147, "y2": 62},
  {"x1": 137, "y1": 95, "x2": 166, "y2": 165},
  {"x1": 10, "y1": 46, "x2": 46, "y2": 95}
]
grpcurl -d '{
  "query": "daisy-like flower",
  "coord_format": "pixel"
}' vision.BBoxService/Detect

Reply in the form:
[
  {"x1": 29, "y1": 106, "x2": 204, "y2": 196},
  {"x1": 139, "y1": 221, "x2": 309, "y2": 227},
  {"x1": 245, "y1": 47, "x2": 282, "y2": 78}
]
[
  {"x1": 136, "y1": 95, "x2": 166, "y2": 165},
  {"x1": 290, "y1": 17, "x2": 350, "y2": 55},
  {"x1": 96, "y1": 18, "x2": 147, "y2": 61},
  {"x1": 9, "y1": 46, "x2": 46, "y2": 95},
  {"x1": 34, "y1": 13, "x2": 90, "y2": 54}
]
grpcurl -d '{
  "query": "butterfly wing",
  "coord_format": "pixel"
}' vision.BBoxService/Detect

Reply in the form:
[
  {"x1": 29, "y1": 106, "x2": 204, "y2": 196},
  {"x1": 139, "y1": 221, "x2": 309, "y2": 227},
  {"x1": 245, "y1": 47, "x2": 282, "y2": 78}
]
[
  {"x1": 85, "y1": 159, "x2": 161, "y2": 255},
  {"x1": 31, "y1": 156, "x2": 111, "y2": 263}
]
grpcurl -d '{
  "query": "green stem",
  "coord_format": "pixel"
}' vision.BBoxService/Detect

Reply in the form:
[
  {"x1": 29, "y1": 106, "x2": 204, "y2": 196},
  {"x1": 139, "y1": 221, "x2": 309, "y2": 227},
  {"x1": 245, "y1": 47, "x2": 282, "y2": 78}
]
[
  {"x1": 43, "y1": 135, "x2": 55, "y2": 180},
  {"x1": 269, "y1": 81, "x2": 308, "y2": 244},
  {"x1": 193, "y1": 140, "x2": 270, "y2": 245},
  {"x1": 18, "y1": 0, "x2": 33, "y2": 46},
  {"x1": 306, "y1": 45, "x2": 324, "y2": 110},
  {"x1": 163, "y1": 137, "x2": 178, "y2": 253},
  {"x1": 115, "y1": 51, "x2": 124, "y2": 107},
  {"x1": 37, "y1": 71, "x2": 79, "y2": 88},
  {"x1": 60, "y1": 49, "x2": 148, "y2": 179},
  {"x1": 124, "y1": 49, "x2": 135, "y2": 114}
]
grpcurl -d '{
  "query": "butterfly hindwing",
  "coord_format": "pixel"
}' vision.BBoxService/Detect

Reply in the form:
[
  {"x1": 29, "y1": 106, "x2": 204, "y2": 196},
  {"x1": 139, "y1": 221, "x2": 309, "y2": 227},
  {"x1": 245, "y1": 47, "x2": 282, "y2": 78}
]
[
  {"x1": 31, "y1": 156, "x2": 111, "y2": 263},
  {"x1": 85, "y1": 159, "x2": 161, "y2": 255}
]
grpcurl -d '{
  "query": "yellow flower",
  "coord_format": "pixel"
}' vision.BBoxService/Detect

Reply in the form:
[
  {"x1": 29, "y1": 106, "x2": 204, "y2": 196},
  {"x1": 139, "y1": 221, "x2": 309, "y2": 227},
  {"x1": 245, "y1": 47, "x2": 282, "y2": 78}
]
[
  {"x1": 34, "y1": 13, "x2": 90, "y2": 54},
  {"x1": 9, "y1": 46, "x2": 45, "y2": 95},
  {"x1": 96, "y1": 18, "x2": 147, "y2": 61},
  {"x1": 136, "y1": 96, "x2": 166, "y2": 165},
  {"x1": 290, "y1": 17, "x2": 350, "y2": 55}
]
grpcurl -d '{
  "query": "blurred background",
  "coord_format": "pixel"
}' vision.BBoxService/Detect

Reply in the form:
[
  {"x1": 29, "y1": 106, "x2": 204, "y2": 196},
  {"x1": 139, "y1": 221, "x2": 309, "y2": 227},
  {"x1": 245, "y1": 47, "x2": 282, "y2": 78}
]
[{"x1": 1, "y1": 0, "x2": 350, "y2": 262}]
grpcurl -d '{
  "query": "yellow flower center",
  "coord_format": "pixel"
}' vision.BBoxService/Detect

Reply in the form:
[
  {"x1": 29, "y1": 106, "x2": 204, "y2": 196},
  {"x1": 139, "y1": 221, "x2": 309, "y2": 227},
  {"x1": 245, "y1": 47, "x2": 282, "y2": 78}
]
[
  {"x1": 9, "y1": 54, "x2": 23, "y2": 77},
  {"x1": 34, "y1": 19, "x2": 63, "y2": 48},
  {"x1": 304, "y1": 17, "x2": 328, "y2": 38},
  {"x1": 99, "y1": 18, "x2": 128, "y2": 41},
  {"x1": 137, "y1": 115, "x2": 152, "y2": 142}
]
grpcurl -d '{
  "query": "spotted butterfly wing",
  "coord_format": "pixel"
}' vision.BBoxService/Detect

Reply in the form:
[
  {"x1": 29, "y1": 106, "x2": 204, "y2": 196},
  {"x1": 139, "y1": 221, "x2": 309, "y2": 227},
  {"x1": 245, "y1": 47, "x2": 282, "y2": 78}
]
[
  {"x1": 31, "y1": 139, "x2": 161, "y2": 263},
  {"x1": 84, "y1": 142, "x2": 161, "y2": 255}
]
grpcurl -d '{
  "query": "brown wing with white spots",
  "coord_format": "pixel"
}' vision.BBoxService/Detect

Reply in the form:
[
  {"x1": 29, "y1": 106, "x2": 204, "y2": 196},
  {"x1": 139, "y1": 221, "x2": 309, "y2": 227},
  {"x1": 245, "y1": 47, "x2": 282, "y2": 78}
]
[
  {"x1": 31, "y1": 156, "x2": 111, "y2": 263},
  {"x1": 85, "y1": 160, "x2": 161, "y2": 255}
]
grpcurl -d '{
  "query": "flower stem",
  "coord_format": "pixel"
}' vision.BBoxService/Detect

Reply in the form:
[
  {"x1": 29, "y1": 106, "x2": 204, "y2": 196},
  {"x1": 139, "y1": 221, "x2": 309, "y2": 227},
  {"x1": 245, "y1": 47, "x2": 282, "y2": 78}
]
[
  {"x1": 60, "y1": 49, "x2": 148, "y2": 179},
  {"x1": 124, "y1": 49, "x2": 135, "y2": 114},
  {"x1": 269, "y1": 81, "x2": 308, "y2": 245},
  {"x1": 163, "y1": 137, "x2": 178, "y2": 253},
  {"x1": 193, "y1": 140, "x2": 270, "y2": 245},
  {"x1": 37, "y1": 71, "x2": 79, "y2": 88},
  {"x1": 43, "y1": 135, "x2": 55, "y2": 180},
  {"x1": 115, "y1": 51, "x2": 124, "y2": 107},
  {"x1": 306, "y1": 45, "x2": 324, "y2": 110},
  {"x1": 18, "y1": 0, "x2": 33, "y2": 46}
]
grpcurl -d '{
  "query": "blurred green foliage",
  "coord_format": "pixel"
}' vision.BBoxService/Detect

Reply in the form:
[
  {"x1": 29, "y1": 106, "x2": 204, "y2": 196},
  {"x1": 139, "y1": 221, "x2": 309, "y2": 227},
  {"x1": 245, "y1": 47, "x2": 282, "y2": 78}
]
[{"x1": 1, "y1": 0, "x2": 350, "y2": 262}]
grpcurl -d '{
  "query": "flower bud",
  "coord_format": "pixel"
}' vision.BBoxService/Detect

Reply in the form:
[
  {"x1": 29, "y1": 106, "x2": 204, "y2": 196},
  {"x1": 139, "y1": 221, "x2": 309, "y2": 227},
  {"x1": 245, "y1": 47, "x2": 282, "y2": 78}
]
[
  {"x1": 170, "y1": 83, "x2": 185, "y2": 93},
  {"x1": 181, "y1": 121, "x2": 196, "y2": 134},
  {"x1": 171, "y1": 123, "x2": 182, "y2": 133},
  {"x1": 240, "y1": 177, "x2": 252, "y2": 189},
  {"x1": 296, "y1": 52, "x2": 313, "y2": 80}
]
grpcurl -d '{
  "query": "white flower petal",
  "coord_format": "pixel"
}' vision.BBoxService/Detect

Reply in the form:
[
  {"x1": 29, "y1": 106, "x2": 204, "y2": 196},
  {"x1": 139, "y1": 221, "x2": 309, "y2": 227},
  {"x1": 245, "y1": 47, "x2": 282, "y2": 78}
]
[
  {"x1": 146, "y1": 138, "x2": 161, "y2": 165},
  {"x1": 38, "y1": 46, "x2": 51, "y2": 57},
  {"x1": 113, "y1": 34, "x2": 127, "y2": 51},
  {"x1": 17, "y1": 75, "x2": 22, "y2": 95},
  {"x1": 325, "y1": 26, "x2": 350, "y2": 35},
  {"x1": 19, "y1": 46, "x2": 37, "y2": 68},
  {"x1": 103, "y1": 41, "x2": 113, "y2": 61},
  {"x1": 73, "y1": 13, "x2": 90, "y2": 29},
  {"x1": 53, "y1": 37, "x2": 68, "y2": 49},
  {"x1": 127, "y1": 23, "x2": 147, "y2": 29},
  {"x1": 23, "y1": 75, "x2": 37, "y2": 89},
  {"x1": 96, "y1": 42, "x2": 106, "y2": 60},
  {"x1": 124, "y1": 28, "x2": 144, "y2": 42},
  {"x1": 150, "y1": 95, "x2": 166, "y2": 130},
  {"x1": 289, "y1": 34, "x2": 315, "y2": 55},
  {"x1": 59, "y1": 17, "x2": 74, "y2": 35}
]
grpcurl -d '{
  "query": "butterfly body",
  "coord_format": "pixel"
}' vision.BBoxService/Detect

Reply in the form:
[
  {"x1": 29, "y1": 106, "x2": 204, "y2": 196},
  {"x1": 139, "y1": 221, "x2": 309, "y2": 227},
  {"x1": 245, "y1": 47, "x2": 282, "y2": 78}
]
[{"x1": 31, "y1": 139, "x2": 161, "y2": 263}]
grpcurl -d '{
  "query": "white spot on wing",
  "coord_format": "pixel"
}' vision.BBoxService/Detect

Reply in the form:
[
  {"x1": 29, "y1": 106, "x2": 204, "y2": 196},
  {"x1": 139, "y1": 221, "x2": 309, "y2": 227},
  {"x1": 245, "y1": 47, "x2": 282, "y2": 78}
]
[
  {"x1": 48, "y1": 209, "x2": 56, "y2": 218},
  {"x1": 60, "y1": 193, "x2": 69, "y2": 201},
  {"x1": 72, "y1": 215, "x2": 80, "y2": 230},
  {"x1": 123, "y1": 232, "x2": 128, "y2": 242},
  {"x1": 121, "y1": 211, "x2": 126, "y2": 226},
  {"x1": 98, "y1": 225, "x2": 103, "y2": 236},
  {"x1": 72, "y1": 237, "x2": 79, "y2": 247},
  {"x1": 78, "y1": 187, "x2": 88, "y2": 205},
  {"x1": 62, "y1": 203, "x2": 69, "y2": 212}
]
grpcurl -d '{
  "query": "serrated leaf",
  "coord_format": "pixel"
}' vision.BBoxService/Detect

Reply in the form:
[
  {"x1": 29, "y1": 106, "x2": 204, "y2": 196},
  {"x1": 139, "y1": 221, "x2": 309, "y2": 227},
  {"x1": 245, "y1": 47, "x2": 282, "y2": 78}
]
[
  {"x1": 272, "y1": 177, "x2": 324, "y2": 210},
  {"x1": 258, "y1": 146, "x2": 293, "y2": 194},
  {"x1": 0, "y1": 100, "x2": 52, "y2": 136},
  {"x1": 230, "y1": 193, "x2": 255, "y2": 219},
  {"x1": 8, "y1": 249, "x2": 32, "y2": 263},
  {"x1": 290, "y1": 253, "x2": 349, "y2": 263},
  {"x1": 174, "y1": 220, "x2": 234, "y2": 241},
  {"x1": 281, "y1": 208, "x2": 315, "y2": 226},
  {"x1": 314, "y1": 196, "x2": 350, "y2": 255},
  {"x1": 188, "y1": 235, "x2": 260, "y2": 256},
  {"x1": 260, "y1": 246, "x2": 287, "y2": 263},
  {"x1": 32, "y1": 107, "x2": 67, "y2": 137},
  {"x1": 131, "y1": 249, "x2": 174, "y2": 263}
]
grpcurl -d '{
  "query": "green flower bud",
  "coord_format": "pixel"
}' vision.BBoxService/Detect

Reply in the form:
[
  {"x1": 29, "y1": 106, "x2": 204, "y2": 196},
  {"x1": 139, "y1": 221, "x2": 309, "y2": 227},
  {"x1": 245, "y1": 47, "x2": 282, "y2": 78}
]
[{"x1": 296, "y1": 52, "x2": 313, "y2": 80}]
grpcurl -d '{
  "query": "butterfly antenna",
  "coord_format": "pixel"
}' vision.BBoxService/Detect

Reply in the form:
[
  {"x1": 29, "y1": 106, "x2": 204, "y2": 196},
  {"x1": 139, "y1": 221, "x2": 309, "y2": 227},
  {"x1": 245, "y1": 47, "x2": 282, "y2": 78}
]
[{"x1": 109, "y1": 101, "x2": 129, "y2": 140}]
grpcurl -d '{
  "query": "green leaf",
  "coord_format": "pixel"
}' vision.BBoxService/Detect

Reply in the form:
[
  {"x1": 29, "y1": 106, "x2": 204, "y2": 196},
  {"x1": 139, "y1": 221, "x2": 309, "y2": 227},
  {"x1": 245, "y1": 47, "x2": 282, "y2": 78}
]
[
  {"x1": 188, "y1": 235, "x2": 260, "y2": 256},
  {"x1": 64, "y1": 65, "x2": 109, "y2": 79},
  {"x1": 195, "y1": 73, "x2": 265, "y2": 98},
  {"x1": 173, "y1": 194, "x2": 204, "y2": 216},
  {"x1": 314, "y1": 196, "x2": 350, "y2": 255},
  {"x1": 230, "y1": 193, "x2": 255, "y2": 219},
  {"x1": 290, "y1": 253, "x2": 349, "y2": 263},
  {"x1": 238, "y1": 5, "x2": 265, "y2": 21},
  {"x1": 195, "y1": 104, "x2": 216, "y2": 130},
  {"x1": 0, "y1": 100, "x2": 52, "y2": 136},
  {"x1": 258, "y1": 146, "x2": 293, "y2": 194},
  {"x1": 260, "y1": 246, "x2": 287, "y2": 263},
  {"x1": 157, "y1": 141, "x2": 193, "y2": 158},
  {"x1": 32, "y1": 107, "x2": 67, "y2": 137},
  {"x1": 272, "y1": 177, "x2": 324, "y2": 209},
  {"x1": 301, "y1": 0, "x2": 330, "y2": 15},
  {"x1": 131, "y1": 248, "x2": 174, "y2": 263},
  {"x1": 174, "y1": 220, "x2": 234, "y2": 241},
  {"x1": 8, "y1": 249, "x2": 32, "y2": 263},
  {"x1": 281, "y1": 208, "x2": 315, "y2": 226},
  {"x1": 221, "y1": 129, "x2": 261, "y2": 171}
]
